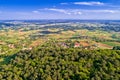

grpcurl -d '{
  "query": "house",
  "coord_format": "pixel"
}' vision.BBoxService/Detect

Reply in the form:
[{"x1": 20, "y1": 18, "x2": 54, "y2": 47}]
[
  {"x1": 8, "y1": 44, "x2": 15, "y2": 49},
  {"x1": 59, "y1": 42, "x2": 69, "y2": 48},
  {"x1": 74, "y1": 42, "x2": 80, "y2": 48}
]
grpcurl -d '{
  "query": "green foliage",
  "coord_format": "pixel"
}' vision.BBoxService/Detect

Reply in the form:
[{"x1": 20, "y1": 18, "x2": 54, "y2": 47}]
[
  {"x1": 0, "y1": 42, "x2": 120, "y2": 80},
  {"x1": 113, "y1": 46, "x2": 120, "y2": 50}
]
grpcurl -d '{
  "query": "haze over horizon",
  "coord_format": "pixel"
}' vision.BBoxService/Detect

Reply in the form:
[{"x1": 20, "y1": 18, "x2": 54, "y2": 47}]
[{"x1": 0, "y1": 0, "x2": 120, "y2": 20}]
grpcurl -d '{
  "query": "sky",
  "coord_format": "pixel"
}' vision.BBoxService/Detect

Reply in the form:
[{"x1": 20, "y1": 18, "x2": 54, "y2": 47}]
[{"x1": 0, "y1": 0, "x2": 120, "y2": 20}]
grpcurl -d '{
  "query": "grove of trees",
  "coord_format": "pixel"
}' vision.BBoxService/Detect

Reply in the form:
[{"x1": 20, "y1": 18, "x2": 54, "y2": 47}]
[{"x1": 0, "y1": 41, "x2": 120, "y2": 80}]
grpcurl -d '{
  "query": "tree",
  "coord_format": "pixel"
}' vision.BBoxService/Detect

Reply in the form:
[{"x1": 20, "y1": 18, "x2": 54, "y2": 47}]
[{"x1": 113, "y1": 46, "x2": 120, "y2": 50}]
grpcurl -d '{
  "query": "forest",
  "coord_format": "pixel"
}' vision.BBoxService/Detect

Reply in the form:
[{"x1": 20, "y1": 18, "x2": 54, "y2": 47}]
[{"x1": 0, "y1": 41, "x2": 120, "y2": 80}]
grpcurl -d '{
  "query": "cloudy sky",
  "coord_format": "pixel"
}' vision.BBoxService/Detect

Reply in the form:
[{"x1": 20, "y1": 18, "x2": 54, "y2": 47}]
[{"x1": 0, "y1": 0, "x2": 120, "y2": 20}]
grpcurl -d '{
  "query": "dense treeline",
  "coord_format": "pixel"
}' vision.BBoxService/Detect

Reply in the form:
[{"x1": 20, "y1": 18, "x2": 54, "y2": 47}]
[
  {"x1": 0, "y1": 42, "x2": 120, "y2": 80},
  {"x1": 113, "y1": 46, "x2": 120, "y2": 50}
]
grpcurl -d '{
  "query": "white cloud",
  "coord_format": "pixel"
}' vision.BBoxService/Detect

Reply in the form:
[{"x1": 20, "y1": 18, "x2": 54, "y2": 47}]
[
  {"x1": 43, "y1": 8, "x2": 82, "y2": 15},
  {"x1": 45, "y1": 8, "x2": 67, "y2": 13},
  {"x1": 37, "y1": 8, "x2": 120, "y2": 19},
  {"x1": 43, "y1": 8, "x2": 118, "y2": 14},
  {"x1": 95, "y1": 10, "x2": 116, "y2": 13},
  {"x1": 81, "y1": 9, "x2": 118, "y2": 13},
  {"x1": 74, "y1": 11, "x2": 82, "y2": 15},
  {"x1": 74, "y1": 2, "x2": 104, "y2": 6},
  {"x1": 32, "y1": 11, "x2": 40, "y2": 13},
  {"x1": 60, "y1": 3, "x2": 68, "y2": 5},
  {"x1": 44, "y1": 8, "x2": 72, "y2": 15}
]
